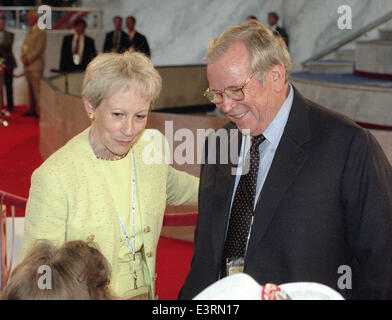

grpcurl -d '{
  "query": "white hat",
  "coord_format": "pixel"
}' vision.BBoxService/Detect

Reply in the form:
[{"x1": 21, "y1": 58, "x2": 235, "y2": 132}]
[{"x1": 192, "y1": 273, "x2": 344, "y2": 300}]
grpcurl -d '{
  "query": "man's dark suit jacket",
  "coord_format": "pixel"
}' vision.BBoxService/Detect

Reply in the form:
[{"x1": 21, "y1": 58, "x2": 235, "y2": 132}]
[
  {"x1": 179, "y1": 87, "x2": 392, "y2": 300},
  {"x1": 130, "y1": 31, "x2": 151, "y2": 57},
  {"x1": 0, "y1": 31, "x2": 16, "y2": 69},
  {"x1": 103, "y1": 30, "x2": 130, "y2": 53},
  {"x1": 59, "y1": 34, "x2": 97, "y2": 72}
]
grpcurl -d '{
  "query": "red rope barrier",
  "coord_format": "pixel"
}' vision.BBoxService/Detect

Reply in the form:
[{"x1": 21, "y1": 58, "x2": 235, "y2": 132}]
[
  {"x1": 3, "y1": 67, "x2": 25, "y2": 78},
  {"x1": 0, "y1": 191, "x2": 27, "y2": 210}
]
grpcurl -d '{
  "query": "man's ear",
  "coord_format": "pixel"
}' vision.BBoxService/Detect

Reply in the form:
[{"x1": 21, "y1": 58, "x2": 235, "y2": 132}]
[{"x1": 269, "y1": 63, "x2": 286, "y2": 92}]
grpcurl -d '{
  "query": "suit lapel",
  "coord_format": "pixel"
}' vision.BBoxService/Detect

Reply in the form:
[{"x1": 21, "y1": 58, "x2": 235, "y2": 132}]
[{"x1": 245, "y1": 88, "x2": 312, "y2": 261}]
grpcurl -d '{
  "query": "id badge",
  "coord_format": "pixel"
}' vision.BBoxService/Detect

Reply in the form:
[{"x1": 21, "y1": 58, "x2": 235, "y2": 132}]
[
  {"x1": 226, "y1": 257, "x2": 245, "y2": 276},
  {"x1": 73, "y1": 54, "x2": 80, "y2": 65}
]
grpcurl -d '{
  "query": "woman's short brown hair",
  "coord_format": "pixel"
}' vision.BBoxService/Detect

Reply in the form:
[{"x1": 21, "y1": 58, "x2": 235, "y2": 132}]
[
  {"x1": 2, "y1": 240, "x2": 111, "y2": 300},
  {"x1": 82, "y1": 51, "x2": 162, "y2": 108}
]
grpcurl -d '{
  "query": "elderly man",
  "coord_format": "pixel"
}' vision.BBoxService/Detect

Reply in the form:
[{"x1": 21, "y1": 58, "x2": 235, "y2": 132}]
[
  {"x1": 180, "y1": 21, "x2": 392, "y2": 300},
  {"x1": 21, "y1": 11, "x2": 46, "y2": 118}
]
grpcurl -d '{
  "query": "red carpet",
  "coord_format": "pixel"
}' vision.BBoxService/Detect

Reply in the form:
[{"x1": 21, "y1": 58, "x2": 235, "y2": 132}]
[
  {"x1": 155, "y1": 237, "x2": 193, "y2": 299},
  {"x1": 0, "y1": 107, "x2": 194, "y2": 299},
  {"x1": 0, "y1": 106, "x2": 42, "y2": 218}
]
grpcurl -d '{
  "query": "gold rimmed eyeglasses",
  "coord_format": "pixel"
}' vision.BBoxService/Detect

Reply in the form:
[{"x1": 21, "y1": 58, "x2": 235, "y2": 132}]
[{"x1": 203, "y1": 72, "x2": 256, "y2": 104}]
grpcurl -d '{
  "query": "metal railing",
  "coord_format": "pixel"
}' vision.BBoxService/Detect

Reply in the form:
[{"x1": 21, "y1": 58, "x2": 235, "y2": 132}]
[
  {"x1": 301, "y1": 10, "x2": 392, "y2": 68},
  {"x1": 0, "y1": 6, "x2": 103, "y2": 30},
  {"x1": 0, "y1": 190, "x2": 24, "y2": 291}
]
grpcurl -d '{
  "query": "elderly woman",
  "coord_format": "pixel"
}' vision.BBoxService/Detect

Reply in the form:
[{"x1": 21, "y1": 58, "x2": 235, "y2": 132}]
[{"x1": 19, "y1": 52, "x2": 199, "y2": 300}]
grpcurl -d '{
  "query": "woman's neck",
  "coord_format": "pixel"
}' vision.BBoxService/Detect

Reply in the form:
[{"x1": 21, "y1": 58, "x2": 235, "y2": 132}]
[{"x1": 88, "y1": 126, "x2": 128, "y2": 161}]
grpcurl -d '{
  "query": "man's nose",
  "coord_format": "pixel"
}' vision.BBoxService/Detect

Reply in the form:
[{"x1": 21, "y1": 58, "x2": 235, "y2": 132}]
[{"x1": 218, "y1": 94, "x2": 235, "y2": 113}]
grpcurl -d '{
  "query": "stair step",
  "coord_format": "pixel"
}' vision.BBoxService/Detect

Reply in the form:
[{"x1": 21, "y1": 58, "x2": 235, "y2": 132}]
[
  {"x1": 335, "y1": 49, "x2": 356, "y2": 61},
  {"x1": 307, "y1": 60, "x2": 354, "y2": 74},
  {"x1": 379, "y1": 29, "x2": 392, "y2": 41},
  {"x1": 290, "y1": 71, "x2": 392, "y2": 130},
  {"x1": 356, "y1": 40, "x2": 392, "y2": 75}
]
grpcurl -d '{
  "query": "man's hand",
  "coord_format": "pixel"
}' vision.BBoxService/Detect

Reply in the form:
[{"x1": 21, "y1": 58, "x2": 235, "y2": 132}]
[{"x1": 21, "y1": 56, "x2": 29, "y2": 66}]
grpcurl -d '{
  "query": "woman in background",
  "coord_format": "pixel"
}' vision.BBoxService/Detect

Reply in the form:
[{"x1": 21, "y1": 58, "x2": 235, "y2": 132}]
[{"x1": 19, "y1": 51, "x2": 199, "y2": 299}]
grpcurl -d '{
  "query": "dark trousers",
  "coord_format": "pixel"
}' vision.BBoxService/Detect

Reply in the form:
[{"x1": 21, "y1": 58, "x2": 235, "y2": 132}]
[{"x1": 4, "y1": 69, "x2": 14, "y2": 111}]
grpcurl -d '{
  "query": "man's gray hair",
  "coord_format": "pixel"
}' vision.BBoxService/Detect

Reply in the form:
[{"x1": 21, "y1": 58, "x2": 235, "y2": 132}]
[{"x1": 205, "y1": 20, "x2": 292, "y2": 83}]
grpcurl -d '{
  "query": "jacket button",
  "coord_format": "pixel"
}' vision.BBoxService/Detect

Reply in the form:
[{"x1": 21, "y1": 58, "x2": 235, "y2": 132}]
[
  {"x1": 144, "y1": 226, "x2": 151, "y2": 233},
  {"x1": 153, "y1": 273, "x2": 157, "y2": 281},
  {"x1": 87, "y1": 234, "x2": 95, "y2": 241},
  {"x1": 146, "y1": 251, "x2": 153, "y2": 258}
]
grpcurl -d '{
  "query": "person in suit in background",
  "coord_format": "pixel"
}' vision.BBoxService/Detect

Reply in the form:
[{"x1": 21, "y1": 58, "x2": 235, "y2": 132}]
[
  {"x1": 59, "y1": 19, "x2": 97, "y2": 72},
  {"x1": 179, "y1": 20, "x2": 392, "y2": 300},
  {"x1": 21, "y1": 10, "x2": 46, "y2": 118},
  {"x1": 103, "y1": 16, "x2": 130, "y2": 54},
  {"x1": 246, "y1": 15, "x2": 258, "y2": 21},
  {"x1": 126, "y1": 16, "x2": 151, "y2": 58},
  {"x1": 0, "y1": 17, "x2": 16, "y2": 114},
  {"x1": 267, "y1": 12, "x2": 289, "y2": 48}
]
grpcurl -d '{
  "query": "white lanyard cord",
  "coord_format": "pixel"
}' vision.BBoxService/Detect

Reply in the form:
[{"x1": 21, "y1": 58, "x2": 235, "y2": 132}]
[{"x1": 117, "y1": 149, "x2": 138, "y2": 287}]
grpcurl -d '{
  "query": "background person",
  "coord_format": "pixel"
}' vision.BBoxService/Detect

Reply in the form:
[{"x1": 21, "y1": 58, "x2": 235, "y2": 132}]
[
  {"x1": 21, "y1": 10, "x2": 46, "y2": 118},
  {"x1": 2, "y1": 240, "x2": 112, "y2": 300},
  {"x1": 126, "y1": 16, "x2": 151, "y2": 57},
  {"x1": 0, "y1": 16, "x2": 16, "y2": 114},
  {"x1": 179, "y1": 20, "x2": 392, "y2": 300},
  {"x1": 246, "y1": 15, "x2": 258, "y2": 21},
  {"x1": 19, "y1": 51, "x2": 199, "y2": 300},
  {"x1": 103, "y1": 16, "x2": 130, "y2": 53},
  {"x1": 59, "y1": 19, "x2": 97, "y2": 72},
  {"x1": 267, "y1": 12, "x2": 289, "y2": 48}
]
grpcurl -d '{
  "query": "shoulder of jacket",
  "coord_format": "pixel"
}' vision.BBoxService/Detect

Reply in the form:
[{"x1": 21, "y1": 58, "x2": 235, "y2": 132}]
[{"x1": 36, "y1": 130, "x2": 90, "y2": 173}]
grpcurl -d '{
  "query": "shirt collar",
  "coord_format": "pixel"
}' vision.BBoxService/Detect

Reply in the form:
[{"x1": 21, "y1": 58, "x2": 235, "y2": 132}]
[{"x1": 262, "y1": 83, "x2": 294, "y2": 148}]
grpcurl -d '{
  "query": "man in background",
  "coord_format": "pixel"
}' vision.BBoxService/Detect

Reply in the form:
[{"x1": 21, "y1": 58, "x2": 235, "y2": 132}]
[
  {"x1": 103, "y1": 16, "x2": 130, "y2": 53},
  {"x1": 59, "y1": 19, "x2": 97, "y2": 72},
  {"x1": 246, "y1": 15, "x2": 258, "y2": 21},
  {"x1": 268, "y1": 11, "x2": 289, "y2": 48},
  {"x1": 0, "y1": 17, "x2": 16, "y2": 114},
  {"x1": 126, "y1": 16, "x2": 151, "y2": 57},
  {"x1": 21, "y1": 10, "x2": 46, "y2": 118}
]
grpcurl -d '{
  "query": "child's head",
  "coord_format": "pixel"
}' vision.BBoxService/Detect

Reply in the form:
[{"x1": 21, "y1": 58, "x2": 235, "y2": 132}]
[{"x1": 2, "y1": 240, "x2": 111, "y2": 300}]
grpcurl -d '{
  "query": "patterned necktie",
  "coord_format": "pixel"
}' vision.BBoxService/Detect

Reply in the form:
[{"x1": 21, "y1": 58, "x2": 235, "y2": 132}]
[{"x1": 222, "y1": 134, "x2": 265, "y2": 266}]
